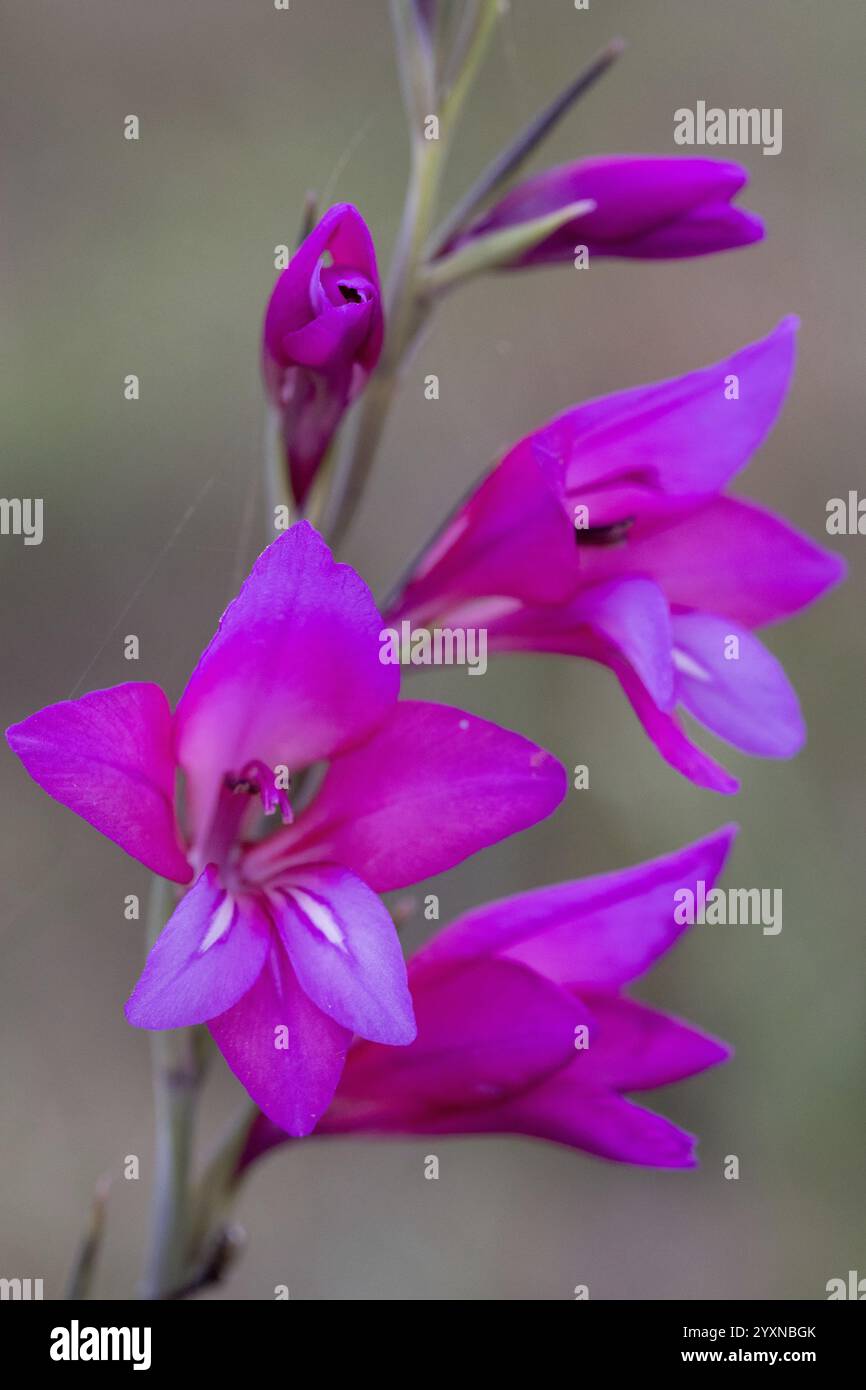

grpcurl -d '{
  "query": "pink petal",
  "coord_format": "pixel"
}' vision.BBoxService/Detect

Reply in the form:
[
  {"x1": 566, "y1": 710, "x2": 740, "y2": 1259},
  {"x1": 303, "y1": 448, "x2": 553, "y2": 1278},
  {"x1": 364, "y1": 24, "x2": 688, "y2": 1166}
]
[
  {"x1": 6, "y1": 682, "x2": 191, "y2": 882},
  {"x1": 269, "y1": 864, "x2": 415, "y2": 1045},
  {"x1": 248, "y1": 701, "x2": 567, "y2": 893},
  {"x1": 391, "y1": 448, "x2": 578, "y2": 623},
  {"x1": 574, "y1": 496, "x2": 846, "y2": 628},
  {"x1": 671, "y1": 613, "x2": 805, "y2": 757},
  {"x1": 125, "y1": 867, "x2": 270, "y2": 1028},
  {"x1": 327, "y1": 1063, "x2": 700, "y2": 1168},
  {"x1": 575, "y1": 993, "x2": 730, "y2": 1091},
  {"x1": 615, "y1": 657, "x2": 741, "y2": 793},
  {"x1": 391, "y1": 323, "x2": 799, "y2": 628},
  {"x1": 533, "y1": 318, "x2": 797, "y2": 520},
  {"x1": 488, "y1": 577, "x2": 675, "y2": 711},
  {"x1": 488, "y1": 1077, "x2": 699, "y2": 1167},
  {"x1": 452, "y1": 156, "x2": 762, "y2": 264},
  {"x1": 412, "y1": 827, "x2": 736, "y2": 988},
  {"x1": 175, "y1": 523, "x2": 398, "y2": 846},
  {"x1": 208, "y1": 942, "x2": 351, "y2": 1137},
  {"x1": 324, "y1": 957, "x2": 586, "y2": 1125}
]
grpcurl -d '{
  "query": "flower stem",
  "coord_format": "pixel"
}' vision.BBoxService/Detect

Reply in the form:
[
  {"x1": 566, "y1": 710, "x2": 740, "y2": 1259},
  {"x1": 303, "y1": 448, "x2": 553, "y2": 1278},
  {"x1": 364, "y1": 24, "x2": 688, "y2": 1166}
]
[
  {"x1": 263, "y1": 403, "x2": 293, "y2": 543},
  {"x1": 320, "y1": 0, "x2": 500, "y2": 551},
  {"x1": 139, "y1": 877, "x2": 206, "y2": 1300},
  {"x1": 320, "y1": 141, "x2": 441, "y2": 550}
]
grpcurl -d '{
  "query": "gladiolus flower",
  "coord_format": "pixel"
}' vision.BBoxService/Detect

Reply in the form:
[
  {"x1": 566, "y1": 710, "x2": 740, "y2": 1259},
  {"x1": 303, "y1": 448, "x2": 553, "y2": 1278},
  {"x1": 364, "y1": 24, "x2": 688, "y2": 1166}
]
[
  {"x1": 6, "y1": 523, "x2": 565, "y2": 1134},
  {"x1": 244, "y1": 828, "x2": 734, "y2": 1170},
  {"x1": 387, "y1": 319, "x2": 844, "y2": 793},
  {"x1": 262, "y1": 204, "x2": 384, "y2": 507},
  {"x1": 443, "y1": 156, "x2": 764, "y2": 267}
]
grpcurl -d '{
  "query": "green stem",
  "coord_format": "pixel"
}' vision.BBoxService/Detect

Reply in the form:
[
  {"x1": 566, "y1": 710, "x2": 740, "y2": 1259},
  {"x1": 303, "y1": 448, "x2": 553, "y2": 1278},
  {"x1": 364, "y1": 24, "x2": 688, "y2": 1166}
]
[
  {"x1": 139, "y1": 878, "x2": 206, "y2": 1300},
  {"x1": 263, "y1": 404, "x2": 293, "y2": 542},
  {"x1": 321, "y1": 140, "x2": 442, "y2": 550},
  {"x1": 320, "y1": 0, "x2": 499, "y2": 552}
]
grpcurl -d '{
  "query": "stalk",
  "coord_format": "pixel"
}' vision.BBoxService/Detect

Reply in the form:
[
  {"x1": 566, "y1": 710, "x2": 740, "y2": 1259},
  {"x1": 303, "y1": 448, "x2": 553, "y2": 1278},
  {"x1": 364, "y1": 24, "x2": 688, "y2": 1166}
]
[
  {"x1": 139, "y1": 878, "x2": 207, "y2": 1300},
  {"x1": 320, "y1": 0, "x2": 500, "y2": 551}
]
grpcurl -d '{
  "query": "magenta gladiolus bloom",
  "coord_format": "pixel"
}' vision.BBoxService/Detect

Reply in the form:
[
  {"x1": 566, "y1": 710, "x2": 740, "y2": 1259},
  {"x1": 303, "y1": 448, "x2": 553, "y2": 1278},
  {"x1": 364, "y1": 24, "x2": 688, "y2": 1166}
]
[
  {"x1": 262, "y1": 204, "x2": 384, "y2": 507},
  {"x1": 443, "y1": 156, "x2": 764, "y2": 266},
  {"x1": 7, "y1": 523, "x2": 566, "y2": 1135},
  {"x1": 244, "y1": 828, "x2": 734, "y2": 1170},
  {"x1": 388, "y1": 320, "x2": 844, "y2": 793}
]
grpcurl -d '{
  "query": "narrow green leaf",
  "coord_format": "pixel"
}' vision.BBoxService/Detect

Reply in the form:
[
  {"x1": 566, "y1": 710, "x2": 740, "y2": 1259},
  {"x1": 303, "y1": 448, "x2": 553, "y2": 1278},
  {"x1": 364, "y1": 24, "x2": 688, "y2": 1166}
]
[
  {"x1": 422, "y1": 197, "x2": 596, "y2": 291},
  {"x1": 430, "y1": 37, "x2": 625, "y2": 254}
]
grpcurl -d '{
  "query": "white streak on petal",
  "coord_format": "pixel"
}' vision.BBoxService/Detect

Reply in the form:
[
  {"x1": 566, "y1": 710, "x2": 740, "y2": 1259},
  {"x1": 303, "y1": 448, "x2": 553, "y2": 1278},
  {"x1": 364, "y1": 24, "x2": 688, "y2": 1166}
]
[
  {"x1": 672, "y1": 647, "x2": 712, "y2": 683},
  {"x1": 290, "y1": 887, "x2": 348, "y2": 952},
  {"x1": 199, "y1": 894, "x2": 235, "y2": 953}
]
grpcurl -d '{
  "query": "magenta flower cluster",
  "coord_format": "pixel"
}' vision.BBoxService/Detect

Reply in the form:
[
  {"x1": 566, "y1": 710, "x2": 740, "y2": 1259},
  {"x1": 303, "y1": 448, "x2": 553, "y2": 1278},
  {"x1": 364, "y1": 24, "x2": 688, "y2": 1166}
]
[{"x1": 8, "y1": 113, "x2": 843, "y2": 1181}]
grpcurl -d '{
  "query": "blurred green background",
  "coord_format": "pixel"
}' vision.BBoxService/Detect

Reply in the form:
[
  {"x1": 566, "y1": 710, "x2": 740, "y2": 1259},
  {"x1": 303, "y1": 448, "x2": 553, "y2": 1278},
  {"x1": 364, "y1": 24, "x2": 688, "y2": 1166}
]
[{"x1": 1, "y1": 0, "x2": 863, "y2": 1300}]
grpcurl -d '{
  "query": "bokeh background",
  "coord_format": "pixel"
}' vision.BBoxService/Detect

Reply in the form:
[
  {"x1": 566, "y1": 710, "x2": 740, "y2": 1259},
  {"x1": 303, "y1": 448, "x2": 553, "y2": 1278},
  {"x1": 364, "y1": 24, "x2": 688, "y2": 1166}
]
[{"x1": 1, "y1": 0, "x2": 864, "y2": 1300}]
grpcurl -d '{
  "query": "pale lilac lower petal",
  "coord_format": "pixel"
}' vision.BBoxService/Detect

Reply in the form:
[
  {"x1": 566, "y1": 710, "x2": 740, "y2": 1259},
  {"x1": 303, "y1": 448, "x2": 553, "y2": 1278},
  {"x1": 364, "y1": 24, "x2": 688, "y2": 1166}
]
[
  {"x1": 484, "y1": 590, "x2": 741, "y2": 789},
  {"x1": 7, "y1": 682, "x2": 191, "y2": 882},
  {"x1": 412, "y1": 828, "x2": 736, "y2": 987},
  {"x1": 575, "y1": 994, "x2": 731, "y2": 1090},
  {"x1": 533, "y1": 319, "x2": 797, "y2": 515},
  {"x1": 616, "y1": 657, "x2": 740, "y2": 793},
  {"x1": 488, "y1": 577, "x2": 675, "y2": 711},
  {"x1": 208, "y1": 943, "x2": 351, "y2": 1137},
  {"x1": 331, "y1": 957, "x2": 586, "y2": 1118},
  {"x1": 247, "y1": 701, "x2": 567, "y2": 893},
  {"x1": 126, "y1": 869, "x2": 270, "y2": 1028},
  {"x1": 268, "y1": 864, "x2": 415, "y2": 1045},
  {"x1": 672, "y1": 613, "x2": 805, "y2": 757}
]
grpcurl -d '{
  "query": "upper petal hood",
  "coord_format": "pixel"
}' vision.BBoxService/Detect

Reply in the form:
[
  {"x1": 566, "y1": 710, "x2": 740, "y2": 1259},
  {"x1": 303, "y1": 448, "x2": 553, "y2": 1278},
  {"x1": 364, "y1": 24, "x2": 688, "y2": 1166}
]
[
  {"x1": 533, "y1": 318, "x2": 798, "y2": 521},
  {"x1": 391, "y1": 321, "x2": 798, "y2": 623},
  {"x1": 176, "y1": 523, "x2": 398, "y2": 847}
]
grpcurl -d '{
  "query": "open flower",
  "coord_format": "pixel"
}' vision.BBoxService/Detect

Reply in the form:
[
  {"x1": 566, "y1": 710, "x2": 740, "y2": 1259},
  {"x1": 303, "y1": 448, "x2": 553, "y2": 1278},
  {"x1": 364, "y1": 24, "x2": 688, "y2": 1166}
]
[
  {"x1": 6, "y1": 523, "x2": 565, "y2": 1134},
  {"x1": 244, "y1": 828, "x2": 734, "y2": 1170},
  {"x1": 388, "y1": 319, "x2": 844, "y2": 792},
  {"x1": 262, "y1": 204, "x2": 383, "y2": 507},
  {"x1": 441, "y1": 156, "x2": 764, "y2": 267}
]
